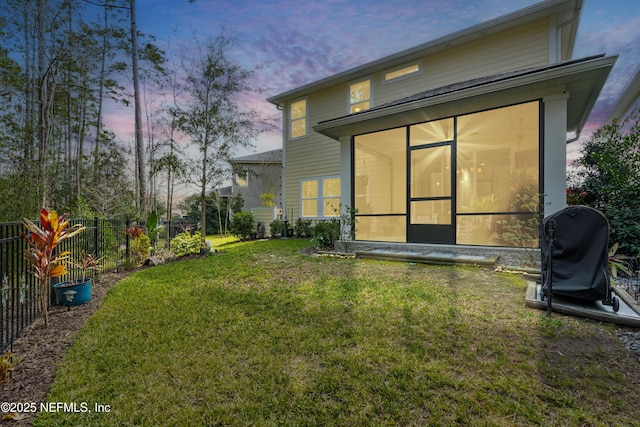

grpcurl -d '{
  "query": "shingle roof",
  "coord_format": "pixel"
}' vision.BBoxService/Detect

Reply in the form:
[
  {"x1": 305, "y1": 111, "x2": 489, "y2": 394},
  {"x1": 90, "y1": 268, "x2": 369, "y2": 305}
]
[
  {"x1": 232, "y1": 149, "x2": 282, "y2": 164},
  {"x1": 320, "y1": 54, "x2": 604, "y2": 125}
]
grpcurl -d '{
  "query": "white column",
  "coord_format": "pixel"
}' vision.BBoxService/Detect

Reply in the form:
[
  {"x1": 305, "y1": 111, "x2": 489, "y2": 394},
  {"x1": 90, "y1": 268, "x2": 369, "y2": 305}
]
[
  {"x1": 543, "y1": 91, "x2": 569, "y2": 216},
  {"x1": 340, "y1": 136, "x2": 352, "y2": 208}
]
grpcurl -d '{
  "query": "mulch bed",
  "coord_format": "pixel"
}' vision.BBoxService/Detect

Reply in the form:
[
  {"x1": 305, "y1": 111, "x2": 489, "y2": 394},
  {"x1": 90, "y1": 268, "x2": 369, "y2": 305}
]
[
  {"x1": 0, "y1": 270, "x2": 127, "y2": 425},
  {"x1": 0, "y1": 253, "x2": 207, "y2": 425}
]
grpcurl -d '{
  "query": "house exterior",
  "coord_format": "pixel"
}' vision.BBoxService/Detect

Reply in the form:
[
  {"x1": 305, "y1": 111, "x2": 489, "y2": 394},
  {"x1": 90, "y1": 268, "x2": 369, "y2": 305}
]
[
  {"x1": 267, "y1": 0, "x2": 616, "y2": 247},
  {"x1": 231, "y1": 149, "x2": 283, "y2": 228}
]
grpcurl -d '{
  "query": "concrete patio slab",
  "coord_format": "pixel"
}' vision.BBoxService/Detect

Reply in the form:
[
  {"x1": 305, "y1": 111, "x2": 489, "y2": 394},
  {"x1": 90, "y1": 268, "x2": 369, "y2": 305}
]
[
  {"x1": 356, "y1": 248, "x2": 498, "y2": 267},
  {"x1": 525, "y1": 282, "x2": 640, "y2": 327}
]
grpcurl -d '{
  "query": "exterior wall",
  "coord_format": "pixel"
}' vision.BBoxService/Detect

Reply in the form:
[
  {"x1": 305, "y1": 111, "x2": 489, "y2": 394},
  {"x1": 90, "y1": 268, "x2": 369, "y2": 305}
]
[
  {"x1": 283, "y1": 18, "x2": 552, "y2": 221},
  {"x1": 232, "y1": 163, "x2": 283, "y2": 213},
  {"x1": 284, "y1": 88, "x2": 343, "y2": 220},
  {"x1": 372, "y1": 19, "x2": 550, "y2": 107},
  {"x1": 251, "y1": 207, "x2": 279, "y2": 236}
]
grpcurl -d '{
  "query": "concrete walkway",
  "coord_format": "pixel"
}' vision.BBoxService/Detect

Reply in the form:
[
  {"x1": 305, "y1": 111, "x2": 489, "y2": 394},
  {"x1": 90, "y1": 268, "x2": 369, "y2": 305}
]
[{"x1": 356, "y1": 248, "x2": 498, "y2": 267}]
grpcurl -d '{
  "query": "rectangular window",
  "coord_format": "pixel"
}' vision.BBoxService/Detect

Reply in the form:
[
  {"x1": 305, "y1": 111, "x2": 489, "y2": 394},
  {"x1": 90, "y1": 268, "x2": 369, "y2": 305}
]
[
  {"x1": 236, "y1": 172, "x2": 248, "y2": 187},
  {"x1": 301, "y1": 179, "x2": 318, "y2": 217},
  {"x1": 383, "y1": 61, "x2": 422, "y2": 83},
  {"x1": 300, "y1": 176, "x2": 341, "y2": 219},
  {"x1": 349, "y1": 79, "x2": 371, "y2": 114},
  {"x1": 290, "y1": 99, "x2": 307, "y2": 139},
  {"x1": 323, "y1": 177, "x2": 341, "y2": 216}
]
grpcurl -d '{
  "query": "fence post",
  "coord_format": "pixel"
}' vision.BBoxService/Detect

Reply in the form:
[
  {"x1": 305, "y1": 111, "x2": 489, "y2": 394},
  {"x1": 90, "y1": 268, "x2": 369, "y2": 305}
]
[
  {"x1": 167, "y1": 219, "x2": 172, "y2": 249},
  {"x1": 93, "y1": 216, "x2": 99, "y2": 258},
  {"x1": 125, "y1": 218, "x2": 131, "y2": 263}
]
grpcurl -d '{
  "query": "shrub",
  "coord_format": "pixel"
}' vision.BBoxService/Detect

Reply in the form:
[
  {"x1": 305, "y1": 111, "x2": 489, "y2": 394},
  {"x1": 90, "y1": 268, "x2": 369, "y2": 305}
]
[
  {"x1": 170, "y1": 231, "x2": 202, "y2": 257},
  {"x1": 571, "y1": 109, "x2": 640, "y2": 256},
  {"x1": 294, "y1": 218, "x2": 312, "y2": 237},
  {"x1": 311, "y1": 220, "x2": 340, "y2": 250},
  {"x1": 270, "y1": 219, "x2": 284, "y2": 237},
  {"x1": 231, "y1": 212, "x2": 255, "y2": 240},
  {"x1": 131, "y1": 233, "x2": 151, "y2": 263},
  {"x1": 336, "y1": 204, "x2": 358, "y2": 253},
  {"x1": 260, "y1": 192, "x2": 275, "y2": 207}
]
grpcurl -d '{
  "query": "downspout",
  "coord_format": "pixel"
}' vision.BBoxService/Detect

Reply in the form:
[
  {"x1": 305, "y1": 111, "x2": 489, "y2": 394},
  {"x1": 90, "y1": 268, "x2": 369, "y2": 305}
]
[
  {"x1": 276, "y1": 104, "x2": 286, "y2": 221},
  {"x1": 566, "y1": 130, "x2": 581, "y2": 144}
]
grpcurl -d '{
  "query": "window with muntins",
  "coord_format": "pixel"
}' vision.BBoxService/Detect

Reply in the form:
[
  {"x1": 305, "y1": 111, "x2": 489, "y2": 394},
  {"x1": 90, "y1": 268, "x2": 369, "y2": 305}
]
[
  {"x1": 290, "y1": 99, "x2": 307, "y2": 139},
  {"x1": 301, "y1": 176, "x2": 341, "y2": 218},
  {"x1": 349, "y1": 80, "x2": 371, "y2": 114}
]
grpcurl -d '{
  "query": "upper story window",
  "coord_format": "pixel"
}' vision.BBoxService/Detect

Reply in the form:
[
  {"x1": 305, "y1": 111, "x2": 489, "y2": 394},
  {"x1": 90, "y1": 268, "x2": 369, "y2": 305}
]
[
  {"x1": 236, "y1": 171, "x2": 248, "y2": 187},
  {"x1": 290, "y1": 98, "x2": 308, "y2": 139},
  {"x1": 349, "y1": 79, "x2": 371, "y2": 114},
  {"x1": 383, "y1": 61, "x2": 422, "y2": 83}
]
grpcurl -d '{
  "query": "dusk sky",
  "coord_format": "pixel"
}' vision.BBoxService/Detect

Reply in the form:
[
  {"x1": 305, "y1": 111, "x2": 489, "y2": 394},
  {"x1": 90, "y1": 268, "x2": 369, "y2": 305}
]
[{"x1": 108, "y1": 0, "x2": 640, "y2": 164}]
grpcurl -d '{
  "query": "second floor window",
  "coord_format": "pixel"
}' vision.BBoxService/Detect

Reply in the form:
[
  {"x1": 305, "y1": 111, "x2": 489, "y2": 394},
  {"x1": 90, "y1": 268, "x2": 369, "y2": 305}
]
[
  {"x1": 290, "y1": 99, "x2": 307, "y2": 139},
  {"x1": 383, "y1": 61, "x2": 422, "y2": 83},
  {"x1": 236, "y1": 172, "x2": 248, "y2": 187},
  {"x1": 349, "y1": 79, "x2": 371, "y2": 114}
]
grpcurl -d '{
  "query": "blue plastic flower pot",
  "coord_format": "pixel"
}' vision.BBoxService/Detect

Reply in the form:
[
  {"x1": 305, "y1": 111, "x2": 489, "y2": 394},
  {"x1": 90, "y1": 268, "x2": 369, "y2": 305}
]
[{"x1": 53, "y1": 279, "x2": 92, "y2": 306}]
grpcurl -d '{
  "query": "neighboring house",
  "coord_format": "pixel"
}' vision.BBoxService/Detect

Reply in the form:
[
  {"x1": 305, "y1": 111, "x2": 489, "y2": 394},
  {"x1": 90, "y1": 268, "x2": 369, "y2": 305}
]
[
  {"x1": 231, "y1": 149, "x2": 283, "y2": 228},
  {"x1": 267, "y1": 0, "x2": 616, "y2": 247}
]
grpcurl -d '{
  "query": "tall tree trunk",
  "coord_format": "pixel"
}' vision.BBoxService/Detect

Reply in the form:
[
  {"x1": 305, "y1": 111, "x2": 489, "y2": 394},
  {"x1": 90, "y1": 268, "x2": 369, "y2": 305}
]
[
  {"x1": 37, "y1": 0, "x2": 48, "y2": 208},
  {"x1": 200, "y1": 145, "x2": 207, "y2": 244},
  {"x1": 130, "y1": 0, "x2": 145, "y2": 214},
  {"x1": 93, "y1": 2, "x2": 111, "y2": 185}
]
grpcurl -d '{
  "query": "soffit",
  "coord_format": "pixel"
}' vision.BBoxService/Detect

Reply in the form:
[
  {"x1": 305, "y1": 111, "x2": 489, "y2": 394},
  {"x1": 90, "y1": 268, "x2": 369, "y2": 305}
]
[{"x1": 313, "y1": 55, "x2": 616, "y2": 140}]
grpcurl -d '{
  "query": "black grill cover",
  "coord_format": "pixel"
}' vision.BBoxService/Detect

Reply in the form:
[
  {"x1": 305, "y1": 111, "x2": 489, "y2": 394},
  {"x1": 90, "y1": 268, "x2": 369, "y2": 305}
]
[{"x1": 540, "y1": 206, "x2": 610, "y2": 301}]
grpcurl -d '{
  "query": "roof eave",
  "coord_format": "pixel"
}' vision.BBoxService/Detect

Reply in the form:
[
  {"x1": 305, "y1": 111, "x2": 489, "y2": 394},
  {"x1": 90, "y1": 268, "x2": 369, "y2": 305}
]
[
  {"x1": 313, "y1": 55, "x2": 617, "y2": 140},
  {"x1": 267, "y1": 0, "x2": 582, "y2": 106}
]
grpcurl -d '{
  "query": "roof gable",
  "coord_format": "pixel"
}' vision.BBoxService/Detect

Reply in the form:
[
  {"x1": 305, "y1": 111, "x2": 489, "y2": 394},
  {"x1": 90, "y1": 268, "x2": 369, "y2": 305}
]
[{"x1": 268, "y1": 0, "x2": 582, "y2": 106}]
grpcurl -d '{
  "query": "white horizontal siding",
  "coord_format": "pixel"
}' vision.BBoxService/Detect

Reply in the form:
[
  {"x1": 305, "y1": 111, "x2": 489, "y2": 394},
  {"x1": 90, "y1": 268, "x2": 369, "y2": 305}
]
[{"x1": 374, "y1": 19, "x2": 550, "y2": 106}]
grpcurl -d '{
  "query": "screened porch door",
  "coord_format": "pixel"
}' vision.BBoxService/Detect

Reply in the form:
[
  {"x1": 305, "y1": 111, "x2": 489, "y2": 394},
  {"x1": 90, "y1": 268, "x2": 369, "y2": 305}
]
[{"x1": 408, "y1": 142, "x2": 454, "y2": 244}]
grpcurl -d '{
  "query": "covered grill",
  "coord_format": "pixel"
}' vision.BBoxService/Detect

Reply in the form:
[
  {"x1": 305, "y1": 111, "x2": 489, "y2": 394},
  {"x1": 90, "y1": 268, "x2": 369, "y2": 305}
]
[{"x1": 540, "y1": 205, "x2": 619, "y2": 312}]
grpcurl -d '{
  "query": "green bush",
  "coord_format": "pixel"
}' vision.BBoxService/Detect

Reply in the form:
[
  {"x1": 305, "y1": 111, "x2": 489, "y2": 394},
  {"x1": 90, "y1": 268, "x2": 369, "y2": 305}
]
[
  {"x1": 231, "y1": 212, "x2": 255, "y2": 240},
  {"x1": 571, "y1": 109, "x2": 640, "y2": 256},
  {"x1": 270, "y1": 219, "x2": 285, "y2": 237},
  {"x1": 294, "y1": 218, "x2": 312, "y2": 237},
  {"x1": 170, "y1": 231, "x2": 203, "y2": 257},
  {"x1": 311, "y1": 220, "x2": 340, "y2": 250},
  {"x1": 131, "y1": 234, "x2": 151, "y2": 263},
  {"x1": 606, "y1": 192, "x2": 640, "y2": 257}
]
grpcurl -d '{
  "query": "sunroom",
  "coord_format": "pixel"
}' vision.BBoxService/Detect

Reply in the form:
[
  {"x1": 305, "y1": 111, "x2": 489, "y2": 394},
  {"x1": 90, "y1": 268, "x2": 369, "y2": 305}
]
[{"x1": 313, "y1": 55, "x2": 616, "y2": 247}]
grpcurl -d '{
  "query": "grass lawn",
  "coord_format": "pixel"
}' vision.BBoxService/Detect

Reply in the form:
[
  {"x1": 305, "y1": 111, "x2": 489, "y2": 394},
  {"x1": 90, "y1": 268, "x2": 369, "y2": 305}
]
[
  {"x1": 35, "y1": 239, "x2": 640, "y2": 426},
  {"x1": 206, "y1": 235, "x2": 240, "y2": 247}
]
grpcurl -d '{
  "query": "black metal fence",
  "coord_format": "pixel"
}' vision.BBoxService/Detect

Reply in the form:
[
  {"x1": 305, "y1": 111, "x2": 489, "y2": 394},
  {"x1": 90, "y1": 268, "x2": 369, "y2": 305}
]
[{"x1": 0, "y1": 217, "x2": 182, "y2": 353}]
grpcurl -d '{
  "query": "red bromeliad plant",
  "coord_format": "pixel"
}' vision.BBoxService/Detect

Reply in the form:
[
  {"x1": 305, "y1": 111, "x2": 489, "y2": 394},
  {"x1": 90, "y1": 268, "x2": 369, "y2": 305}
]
[{"x1": 22, "y1": 208, "x2": 86, "y2": 327}]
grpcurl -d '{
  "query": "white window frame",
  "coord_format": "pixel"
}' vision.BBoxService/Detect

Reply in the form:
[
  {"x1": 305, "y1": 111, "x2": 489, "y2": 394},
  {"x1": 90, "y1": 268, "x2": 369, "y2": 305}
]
[
  {"x1": 299, "y1": 175, "x2": 341, "y2": 219},
  {"x1": 382, "y1": 60, "x2": 423, "y2": 84},
  {"x1": 289, "y1": 97, "x2": 308, "y2": 140},
  {"x1": 235, "y1": 172, "x2": 248, "y2": 187},
  {"x1": 347, "y1": 77, "x2": 373, "y2": 114}
]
